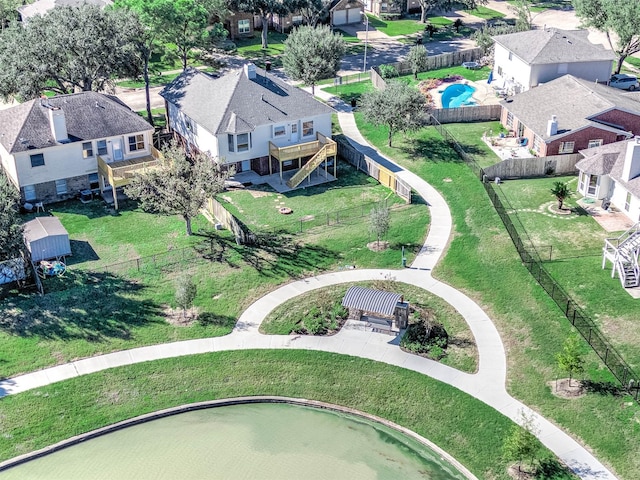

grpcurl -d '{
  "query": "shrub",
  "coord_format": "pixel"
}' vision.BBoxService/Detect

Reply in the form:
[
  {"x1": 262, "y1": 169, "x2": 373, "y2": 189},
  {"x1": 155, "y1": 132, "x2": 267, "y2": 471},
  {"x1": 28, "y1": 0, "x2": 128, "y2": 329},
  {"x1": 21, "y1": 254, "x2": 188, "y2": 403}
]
[
  {"x1": 379, "y1": 64, "x2": 399, "y2": 79},
  {"x1": 400, "y1": 306, "x2": 449, "y2": 359}
]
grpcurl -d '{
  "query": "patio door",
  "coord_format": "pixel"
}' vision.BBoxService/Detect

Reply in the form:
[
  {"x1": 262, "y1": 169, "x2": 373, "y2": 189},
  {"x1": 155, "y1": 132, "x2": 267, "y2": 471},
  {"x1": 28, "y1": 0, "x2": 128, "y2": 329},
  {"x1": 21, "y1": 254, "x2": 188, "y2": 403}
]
[
  {"x1": 112, "y1": 140, "x2": 123, "y2": 161},
  {"x1": 290, "y1": 123, "x2": 298, "y2": 143},
  {"x1": 587, "y1": 175, "x2": 598, "y2": 197},
  {"x1": 517, "y1": 122, "x2": 525, "y2": 138}
]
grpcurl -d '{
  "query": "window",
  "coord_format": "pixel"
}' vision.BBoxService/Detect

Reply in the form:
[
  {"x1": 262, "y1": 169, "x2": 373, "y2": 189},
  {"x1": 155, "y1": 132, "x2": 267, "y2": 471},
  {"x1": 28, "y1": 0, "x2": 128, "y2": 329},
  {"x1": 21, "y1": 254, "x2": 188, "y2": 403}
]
[
  {"x1": 533, "y1": 135, "x2": 541, "y2": 152},
  {"x1": 302, "y1": 121, "x2": 314, "y2": 137},
  {"x1": 292, "y1": 15, "x2": 303, "y2": 23},
  {"x1": 97, "y1": 140, "x2": 108, "y2": 156},
  {"x1": 238, "y1": 19, "x2": 250, "y2": 34},
  {"x1": 497, "y1": 66, "x2": 503, "y2": 77},
  {"x1": 30, "y1": 153, "x2": 44, "y2": 167},
  {"x1": 82, "y1": 142, "x2": 93, "y2": 158},
  {"x1": 558, "y1": 141, "x2": 575, "y2": 154},
  {"x1": 55, "y1": 179, "x2": 67, "y2": 195},
  {"x1": 128, "y1": 134, "x2": 145, "y2": 152},
  {"x1": 23, "y1": 185, "x2": 36, "y2": 202},
  {"x1": 579, "y1": 171, "x2": 586, "y2": 192},
  {"x1": 506, "y1": 112, "x2": 513, "y2": 128},
  {"x1": 88, "y1": 173, "x2": 99, "y2": 190},
  {"x1": 291, "y1": 124, "x2": 298, "y2": 134},
  {"x1": 237, "y1": 133, "x2": 250, "y2": 152},
  {"x1": 588, "y1": 139, "x2": 603, "y2": 149},
  {"x1": 625, "y1": 192, "x2": 632, "y2": 211},
  {"x1": 273, "y1": 125, "x2": 286, "y2": 137},
  {"x1": 228, "y1": 134, "x2": 234, "y2": 152},
  {"x1": 587, "y1": 175, "x2": 597, "y2": 196}
]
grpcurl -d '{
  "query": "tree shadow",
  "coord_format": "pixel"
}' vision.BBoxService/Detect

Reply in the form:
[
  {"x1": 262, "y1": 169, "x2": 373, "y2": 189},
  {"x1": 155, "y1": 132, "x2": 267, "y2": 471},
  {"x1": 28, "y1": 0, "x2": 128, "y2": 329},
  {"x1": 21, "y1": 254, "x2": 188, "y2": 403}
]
[
  {"x1": 198, "y1": 312, "x2": 237, "y2": 329},
  {"x1": 66, "y1": 240, "x2": 100, "y2": 265},
  {"x1": 0, "y1": 271, "x2": 163, "y2": 341},
  {"x1": 535, "y1": 457, "x2": 576, "y2": 479},
  {"x1": 581, "y1": 380, "x2": 625, "y2": 397},
  {"x1": 400, "y1": 137, "x2": 463, "y2": 163}
]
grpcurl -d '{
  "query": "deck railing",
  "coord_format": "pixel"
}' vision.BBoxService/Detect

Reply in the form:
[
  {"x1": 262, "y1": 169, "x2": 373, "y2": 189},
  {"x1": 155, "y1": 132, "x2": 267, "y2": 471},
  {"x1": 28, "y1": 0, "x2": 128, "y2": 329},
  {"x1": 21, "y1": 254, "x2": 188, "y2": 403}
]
[{"x1": 269, "y1": 133, "x2": 337, "y2": 162}]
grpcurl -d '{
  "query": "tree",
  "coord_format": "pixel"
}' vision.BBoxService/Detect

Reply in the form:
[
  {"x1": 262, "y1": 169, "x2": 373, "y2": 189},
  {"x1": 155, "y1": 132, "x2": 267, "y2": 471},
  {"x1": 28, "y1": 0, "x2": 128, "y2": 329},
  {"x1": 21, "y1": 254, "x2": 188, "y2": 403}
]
[
  {"x1": 175, "y1": 275, "x2": 197, "y2": 318},
  {"x1": 415, "y1": 0, "x2": 487, "y2": 24},
  {"x1": 0, "y1": 172, "x2": 24, "y2": 283},
  {"x1": 407, "y1": 45, "x2": 429, "y2": 80},
  {"x1": 472, "y1": 20, "x2": 516, "y2": 55},
  {"x1": 117, "y1": 0, "x2": 228, "y2": 73},
  {"x1": 282, "y1": 25, "x2": 345, "y2": 94},
  {"x1": 0, "y1": 5, "x2": 144, "y2": 101},
  {"x1": 502, "y1": 411, "x2": 542, "y2": 476},
  {"x1": 289, "y1": 0, "x2": 331, "y2": 26},
  {"x1": 124, "y1": 140, "x2": 231, "y2": 235},
  {"x1": 229, "y1": 0, "x2": 290, "y2": 48},
  {"x1": 509, "y1": 0, "x2": 533, "y2": 32},
  {"x1": 573, "y1": 0, "x2": 640, "y2": 74},
  {"x1": 0, "y1": 0, "x2": 19, "y2": 30},
  {"x1": 556, "y1": 335, "x2": 586, "y2": 387},
  {"x1": 369, "y1": 206, "x2": 390, "y2": 248},
  {"x1": 359, "y1": 80, "x2": 426, "y2": 147},
  {"x1": 550, "y1": 181, "x2": 572, "y2": 210},
  {"x1": 452, "y1": 18, "x2": 464, "y2": 33}
]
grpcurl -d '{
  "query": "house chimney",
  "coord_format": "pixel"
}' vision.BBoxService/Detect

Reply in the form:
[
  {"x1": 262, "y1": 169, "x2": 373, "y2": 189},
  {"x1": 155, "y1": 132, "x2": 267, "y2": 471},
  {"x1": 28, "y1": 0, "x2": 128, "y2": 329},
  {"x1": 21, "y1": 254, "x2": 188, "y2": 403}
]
[
  {"x1": 47, "y1": 107, "x2": 68, "y2": 143},
  {"x1": 244, "y1": 63, "x2": 257, "y2": 80},
  {"x1": 546, "y1": 115, "x2": 558, "y2": 137},
  {"x1": 622, "y1": 136, "x2": 640, "y2": 182}
]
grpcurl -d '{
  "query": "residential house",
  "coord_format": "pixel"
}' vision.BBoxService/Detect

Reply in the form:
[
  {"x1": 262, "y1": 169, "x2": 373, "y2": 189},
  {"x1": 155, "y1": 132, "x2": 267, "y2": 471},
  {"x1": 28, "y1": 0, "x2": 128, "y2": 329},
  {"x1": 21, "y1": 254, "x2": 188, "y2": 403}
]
[
  {"x1": 160, "y1": 64, "x2": 335, "y2": 181},
  {"x1": 365, "y1": 0, "x2": 419, "y2": 17},
  {"x1": 17, "y1": 0, "x2": 113, "y2": 22},
  {"x1": 225, "y1": 11, "x2": 256, "y2": 40},
  {"x1": 492, "y1": 29, "x2": 614, "y2": 94},
  {"x1": 0, "y1": 92, "x2": 155, "y2": 206},
  {"x1": 576, "y1": 137, "x2": 640, "y2": 222},
  {"x1": 499, "y1": 75, "x2": 640, "y2": 157},
  {"x1": 330, "y1": 0, "x2": 364, "y2": 26}
]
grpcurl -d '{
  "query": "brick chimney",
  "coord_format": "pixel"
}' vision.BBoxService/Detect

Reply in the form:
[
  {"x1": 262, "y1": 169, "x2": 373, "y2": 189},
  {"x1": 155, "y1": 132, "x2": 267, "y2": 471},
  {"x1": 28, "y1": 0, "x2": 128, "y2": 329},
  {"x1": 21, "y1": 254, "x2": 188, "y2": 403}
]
[
  {"x1": 47, "y1": 107, "x2": 68, "y2": 143},
  {"x1": 546, "y1": 115, "x2": 558, "y2": 137}
]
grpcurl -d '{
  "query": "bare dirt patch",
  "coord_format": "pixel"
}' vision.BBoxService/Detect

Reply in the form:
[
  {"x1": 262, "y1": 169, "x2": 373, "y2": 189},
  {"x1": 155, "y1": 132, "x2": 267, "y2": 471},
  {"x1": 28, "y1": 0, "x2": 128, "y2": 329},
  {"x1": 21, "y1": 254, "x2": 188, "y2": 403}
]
[
  {"x1": 367, "y1": 241, "x2": 389, "y2": 252},
  {"x1": 248, "y1": 189, "x2": 271, "y2": 198},
  {"x1": 547, "y1": 204, "x2": 573, "y2": 215},
  {"x1": 547, "y1": 378, "x2": 586, "y2": 399},
  {"x1": 507, "y1": 464, "x2": 536, "y2": 480},
  {"x1": 164, "y1": 306, "x2": 199, "y2": 327}
]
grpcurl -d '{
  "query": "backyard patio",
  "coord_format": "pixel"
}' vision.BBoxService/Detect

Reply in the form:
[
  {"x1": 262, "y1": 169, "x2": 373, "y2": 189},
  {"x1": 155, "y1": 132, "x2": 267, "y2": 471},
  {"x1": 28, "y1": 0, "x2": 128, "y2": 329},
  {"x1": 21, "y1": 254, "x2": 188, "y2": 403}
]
[{"x1": 482, "y1": 133, "x2": 531, "y2": 160}]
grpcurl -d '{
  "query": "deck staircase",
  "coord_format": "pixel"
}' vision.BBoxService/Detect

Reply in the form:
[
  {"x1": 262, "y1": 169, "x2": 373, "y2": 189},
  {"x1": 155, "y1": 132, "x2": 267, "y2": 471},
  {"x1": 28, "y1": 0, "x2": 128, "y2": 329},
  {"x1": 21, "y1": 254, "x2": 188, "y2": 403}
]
[
  {"x1": 286, "y1": 145, "x2": 329, "y2": 189},
  {"x1": 603, "y1": 223, "x2": 640, "y2": 288}
]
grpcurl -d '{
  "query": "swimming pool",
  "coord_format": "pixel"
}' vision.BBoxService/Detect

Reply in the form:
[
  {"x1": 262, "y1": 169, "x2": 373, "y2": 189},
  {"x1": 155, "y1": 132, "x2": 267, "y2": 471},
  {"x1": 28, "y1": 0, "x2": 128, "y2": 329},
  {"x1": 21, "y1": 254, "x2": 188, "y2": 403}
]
[{"x1": 441, "y1": 84, "x2": 476, "y2": 108}]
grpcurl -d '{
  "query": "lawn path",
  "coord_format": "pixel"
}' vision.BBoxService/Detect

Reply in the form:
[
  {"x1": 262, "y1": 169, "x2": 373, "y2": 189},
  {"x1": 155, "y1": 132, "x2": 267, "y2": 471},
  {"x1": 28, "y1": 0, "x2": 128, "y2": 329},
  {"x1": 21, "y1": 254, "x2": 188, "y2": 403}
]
[{"x1": 0, "y1": 93, "x2": 617, "y2": 480}]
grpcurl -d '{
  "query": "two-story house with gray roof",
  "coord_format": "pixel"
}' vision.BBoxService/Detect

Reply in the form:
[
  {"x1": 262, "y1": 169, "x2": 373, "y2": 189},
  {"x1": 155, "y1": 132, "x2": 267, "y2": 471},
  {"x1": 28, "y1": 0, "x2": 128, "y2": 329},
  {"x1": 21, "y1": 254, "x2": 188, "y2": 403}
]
[
  {"x1": 492, "y1": 28, "x2": 615, "y2": 94},
  {"x1": 160, "y1": 64, "x2": 335, "y2": 182},
  {"x1": 0, "y1": 91, "x2": 155, "y2": 207},
  {"x1": 499, "y1": 75, "x2": 640, "y2": 157}
]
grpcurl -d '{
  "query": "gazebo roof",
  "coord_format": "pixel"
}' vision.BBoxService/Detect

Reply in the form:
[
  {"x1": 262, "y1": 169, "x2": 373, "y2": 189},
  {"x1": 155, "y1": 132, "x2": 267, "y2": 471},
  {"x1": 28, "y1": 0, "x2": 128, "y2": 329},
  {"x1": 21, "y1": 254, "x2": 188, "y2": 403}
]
[{"x1": 342, "y1": 286, "x2": 401, "y2": 317}]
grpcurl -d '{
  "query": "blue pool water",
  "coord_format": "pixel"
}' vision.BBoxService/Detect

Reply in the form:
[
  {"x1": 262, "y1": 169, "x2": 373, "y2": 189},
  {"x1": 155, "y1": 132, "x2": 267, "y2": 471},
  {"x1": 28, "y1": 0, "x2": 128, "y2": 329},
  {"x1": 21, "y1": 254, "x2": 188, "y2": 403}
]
[{"x1": 441, "y1": 84, "x2": 476, "y2": 108}]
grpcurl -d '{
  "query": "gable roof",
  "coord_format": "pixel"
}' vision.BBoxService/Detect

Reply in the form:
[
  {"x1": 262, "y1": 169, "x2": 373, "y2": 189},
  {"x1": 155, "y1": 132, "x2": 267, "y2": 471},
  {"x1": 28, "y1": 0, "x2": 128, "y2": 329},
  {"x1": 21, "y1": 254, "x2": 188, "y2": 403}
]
[
  {"x1": 492, "y1": 28, "x2": 615, "y2": 65},
  {"x1": 577, "y1": 138, "x2": 640, "y2": 198},
  {"x1": 18, "y1": 0, "x2": 113, "y2": 21},
  {"x1": 500, "y1": 75, "x2": 640, "y2": 141},
  {"x1": 330, "y1": 0, "x2": 364, "y2": 11},
  {"x1": 160, "y1": 66, "x2": 334, "y2": 136},
  {"x1": 0, "y1": 91, "x2": 152, "y2": 154},
  {"x1": 342, "y1": 286, "x2": 401, "y2": 317}
]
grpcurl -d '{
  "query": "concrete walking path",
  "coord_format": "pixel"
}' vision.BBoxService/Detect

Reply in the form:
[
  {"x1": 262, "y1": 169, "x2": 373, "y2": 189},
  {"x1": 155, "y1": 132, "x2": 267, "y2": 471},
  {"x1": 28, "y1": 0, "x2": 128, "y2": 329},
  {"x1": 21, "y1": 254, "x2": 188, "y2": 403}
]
[{"x1": 0, "y1": 93, "x2": 617, "y2": 480}]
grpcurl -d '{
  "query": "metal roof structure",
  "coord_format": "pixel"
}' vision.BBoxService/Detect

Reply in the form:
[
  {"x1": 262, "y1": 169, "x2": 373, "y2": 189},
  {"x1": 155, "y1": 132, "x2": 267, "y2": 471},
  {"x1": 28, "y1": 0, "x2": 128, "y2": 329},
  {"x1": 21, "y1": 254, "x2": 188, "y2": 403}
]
[
  {"x1": 24, "y1": 217, "x2": 71, "y2": 262},
  {"x1": 342, "y1": 286, "x2": 401, "y2": 317}
]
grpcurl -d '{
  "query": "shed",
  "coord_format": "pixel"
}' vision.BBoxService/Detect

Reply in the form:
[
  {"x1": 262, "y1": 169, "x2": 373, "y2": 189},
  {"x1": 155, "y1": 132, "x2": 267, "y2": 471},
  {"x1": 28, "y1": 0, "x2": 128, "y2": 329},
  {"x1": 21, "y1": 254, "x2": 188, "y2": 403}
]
[
  {"x1": 342, "y1": 285, "x2": 409, "y2": 329},
  {"x1": 24, "y1": 217, "x2": 71, "y2": 262}
]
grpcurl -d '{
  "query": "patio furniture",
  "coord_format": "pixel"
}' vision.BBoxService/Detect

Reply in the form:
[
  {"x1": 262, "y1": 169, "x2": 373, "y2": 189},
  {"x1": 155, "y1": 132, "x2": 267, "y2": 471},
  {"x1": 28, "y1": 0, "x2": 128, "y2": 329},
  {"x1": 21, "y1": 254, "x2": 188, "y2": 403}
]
[
  {"x1": 36, "y1": 260, "x2": 66, "y2": 278},
  {"x1": 35, "y1": 201, "x2": 44, "y2": 213}
]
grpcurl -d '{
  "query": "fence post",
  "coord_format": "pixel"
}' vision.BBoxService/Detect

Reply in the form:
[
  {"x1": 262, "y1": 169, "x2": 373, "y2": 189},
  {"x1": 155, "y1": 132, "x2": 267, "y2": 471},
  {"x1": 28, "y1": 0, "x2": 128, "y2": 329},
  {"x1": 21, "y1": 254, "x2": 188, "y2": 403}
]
[{"x1": 136, "y1": 258, "x2": 140, "y2": 272}]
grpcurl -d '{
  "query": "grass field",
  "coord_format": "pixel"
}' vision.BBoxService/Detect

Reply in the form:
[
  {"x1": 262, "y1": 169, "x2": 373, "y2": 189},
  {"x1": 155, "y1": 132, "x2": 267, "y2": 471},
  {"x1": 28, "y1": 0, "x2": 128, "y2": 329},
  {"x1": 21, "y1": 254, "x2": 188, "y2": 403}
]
[
  {"x1": 0, "y1": 350, "x2": 575, "y2": 480},
  {"x1": 365, "y1": 14, "x2": 426, "y2": 37},
  {"x1": 261, "y1": 281, "x2": 478, "y2": 372},
  {"x1": 466, "y1": 6, "x2": 506, "y2": 20},
  {"x1": 496, "y1": 176, "x2": 640, "y2": 370},
  {"x1": 353, "y1": 113, "x2": 640, "y2": 479},
  {"x1": 136, "y1": 108, "x2": 167, "y2": 128}
]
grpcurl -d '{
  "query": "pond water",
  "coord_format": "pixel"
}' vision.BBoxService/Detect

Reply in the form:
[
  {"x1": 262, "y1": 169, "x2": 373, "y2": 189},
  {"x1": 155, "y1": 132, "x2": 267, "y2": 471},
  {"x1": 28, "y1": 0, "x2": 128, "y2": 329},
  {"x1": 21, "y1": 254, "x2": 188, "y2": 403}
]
[
  {"x1": 441, "y1": 84, "x2": 477, "y2": 108},
  {"x1": 2, "y1": 403, "x2": 469, "y2": 480}
]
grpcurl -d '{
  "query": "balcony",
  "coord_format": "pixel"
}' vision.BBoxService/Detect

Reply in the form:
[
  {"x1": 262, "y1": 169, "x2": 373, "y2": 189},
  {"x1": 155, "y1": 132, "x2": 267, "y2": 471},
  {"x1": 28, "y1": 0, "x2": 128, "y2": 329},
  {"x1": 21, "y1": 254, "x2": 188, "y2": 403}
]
[
  {"x1": 97, "y1": 146, "x2": 163, "y2": 209},
  {"x1": 268, "y1": 133, "x2": 337, "y2": 180}
]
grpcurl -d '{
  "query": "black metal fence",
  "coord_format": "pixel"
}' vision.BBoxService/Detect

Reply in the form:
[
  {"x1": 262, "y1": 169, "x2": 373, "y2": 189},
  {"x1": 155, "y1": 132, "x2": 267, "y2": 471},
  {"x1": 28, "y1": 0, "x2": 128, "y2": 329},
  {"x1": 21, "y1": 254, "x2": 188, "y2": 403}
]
[{"x1": 431, "y1": 116, "x2": 640, "y2": 401}]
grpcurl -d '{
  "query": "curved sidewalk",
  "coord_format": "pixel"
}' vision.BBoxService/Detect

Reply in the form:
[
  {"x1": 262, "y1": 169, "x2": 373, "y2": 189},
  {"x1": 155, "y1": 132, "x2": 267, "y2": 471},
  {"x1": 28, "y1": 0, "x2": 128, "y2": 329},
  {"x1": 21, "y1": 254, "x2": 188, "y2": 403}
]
[{"x1": 0, "y1": 102, "x2": 617, "y2": 479}]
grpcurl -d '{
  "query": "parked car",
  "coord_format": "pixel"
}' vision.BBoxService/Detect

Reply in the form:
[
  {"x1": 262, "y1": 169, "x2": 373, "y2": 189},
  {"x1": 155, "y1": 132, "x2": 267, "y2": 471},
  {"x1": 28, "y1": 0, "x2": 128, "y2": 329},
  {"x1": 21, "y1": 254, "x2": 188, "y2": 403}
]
[{"x1": 609, "y1": 74, "x2": 639, "y2": 91}]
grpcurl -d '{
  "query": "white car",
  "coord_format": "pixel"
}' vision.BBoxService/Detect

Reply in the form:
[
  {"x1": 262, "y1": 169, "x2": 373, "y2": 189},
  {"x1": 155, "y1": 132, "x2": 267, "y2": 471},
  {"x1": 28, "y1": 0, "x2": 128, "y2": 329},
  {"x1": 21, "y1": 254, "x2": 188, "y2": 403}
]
[{"x1": 609, "y1": 74, "x2": 639, "y2": 91}]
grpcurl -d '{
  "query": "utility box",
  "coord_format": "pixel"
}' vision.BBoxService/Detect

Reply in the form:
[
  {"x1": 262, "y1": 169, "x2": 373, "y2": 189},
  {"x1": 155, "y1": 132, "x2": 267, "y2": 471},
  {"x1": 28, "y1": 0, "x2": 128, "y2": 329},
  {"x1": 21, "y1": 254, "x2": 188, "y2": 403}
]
[{"x1": 395, "y1": 302, "x2": 410, "y2": 329}]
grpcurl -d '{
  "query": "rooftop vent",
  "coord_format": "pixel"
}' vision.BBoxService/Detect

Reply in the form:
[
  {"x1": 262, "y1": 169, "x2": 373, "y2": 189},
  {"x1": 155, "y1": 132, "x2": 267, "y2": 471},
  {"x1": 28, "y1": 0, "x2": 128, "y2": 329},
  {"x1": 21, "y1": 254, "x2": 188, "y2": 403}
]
[
  {"x1": 546, "y1": 115, "x2": 558, "y2": 137},
  {"x1": 244, "y1": 63, "x2": 257, "y2": 80}
]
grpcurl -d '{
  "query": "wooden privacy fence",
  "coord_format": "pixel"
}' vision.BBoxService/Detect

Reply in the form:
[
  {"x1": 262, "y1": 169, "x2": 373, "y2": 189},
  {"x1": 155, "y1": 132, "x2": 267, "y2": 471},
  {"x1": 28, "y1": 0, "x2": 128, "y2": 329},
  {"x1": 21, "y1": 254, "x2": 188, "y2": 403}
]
[
  {"x1": 205, "y1": 197, "x2": 256, "y2": 245},
  {"x1": 429, "y1": 105, "x2": 502, "y2": 124},
  {"x1": 371, "y1": 47, "x2": 484, "y2": 90},
  {"x1": 334, "y1": 135, "x2": 412, "y2": 203},
  {"x1": 483, "y1": 153, "x2": 582, "y2": 180}
]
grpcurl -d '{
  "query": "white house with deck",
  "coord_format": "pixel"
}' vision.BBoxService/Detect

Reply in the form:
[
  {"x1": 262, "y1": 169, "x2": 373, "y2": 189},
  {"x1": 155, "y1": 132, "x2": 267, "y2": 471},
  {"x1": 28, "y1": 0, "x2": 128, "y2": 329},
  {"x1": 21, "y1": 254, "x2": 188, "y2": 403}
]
[
  {"x1": 0, "y1": 92, "x2": 155, "y2": 208},
  {"x1": 160, "y1": 64, "x2": 336, "y2": 189}
]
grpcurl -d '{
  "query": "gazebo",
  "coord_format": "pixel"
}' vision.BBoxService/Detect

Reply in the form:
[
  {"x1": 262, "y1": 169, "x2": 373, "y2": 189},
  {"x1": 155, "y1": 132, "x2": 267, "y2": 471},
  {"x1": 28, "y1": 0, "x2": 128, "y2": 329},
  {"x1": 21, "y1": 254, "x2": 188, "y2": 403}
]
[
  {"x1": 24, "y1": 217, "x2": 71, "y2": 263},
  {"x1": 342, "y1": 286, "x2": 409, "y2": 332}
]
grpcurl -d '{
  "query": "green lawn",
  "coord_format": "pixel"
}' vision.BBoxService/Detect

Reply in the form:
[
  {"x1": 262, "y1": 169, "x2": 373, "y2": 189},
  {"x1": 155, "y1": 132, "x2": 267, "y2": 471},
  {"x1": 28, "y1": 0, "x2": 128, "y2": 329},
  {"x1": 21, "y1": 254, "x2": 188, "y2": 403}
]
[
  {"x1": 117, "y1": 67, "x2": 216, "y2": 89},
  {"x1": 324, "y1": 79, "x2": 374, "y2": 102},
  {"x1": 234, "y1": 31, "x2": 288, "y2": 57},
  {"x1": 365, "y1": 14, "x2": 426, "y2": 37},
  {"x1": 261, "y1": 281, "x2": 478, "y2": 373},
  {"x1": 334, "y1": 28, "x2": 361, "y2": 43},
  {"x1": 443, "y1": 121, "x2": 503, "y2": 168},
  {"x1": 352, "y1": 113, "x2": 640, "y2": 479},
  {"x1": 136, "y1": 108, "x2": 167, "y2": 129},
  {"x1": 496, "y1": 176, "x2": 640, "y2": 371},
  {"x1": 506, "y1": 0, "x2": 547, "y2": 12},
  {"x1": 405, "y1": 66, "x2": 491, "y2": 85},
  {"x1": 0, "y1": 350, "x2": 574, "y2": 480},
  {"x1": 465, "y1": 6, "x2": 506, "y2": 20},
  {"x1": 624, "y1": 56, "x2": 640, "y2": 70},
  {"x1": 427, "y1": 16, "x2": 453, "y2": 27}
]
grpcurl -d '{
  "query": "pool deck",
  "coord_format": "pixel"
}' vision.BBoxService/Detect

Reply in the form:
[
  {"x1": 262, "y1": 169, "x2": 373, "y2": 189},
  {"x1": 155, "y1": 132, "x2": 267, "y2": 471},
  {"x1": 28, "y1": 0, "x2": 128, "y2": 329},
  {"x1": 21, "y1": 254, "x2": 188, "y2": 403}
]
[{"x1": 431, "y1": 79, "x2": 502, "y2": 109}]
